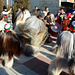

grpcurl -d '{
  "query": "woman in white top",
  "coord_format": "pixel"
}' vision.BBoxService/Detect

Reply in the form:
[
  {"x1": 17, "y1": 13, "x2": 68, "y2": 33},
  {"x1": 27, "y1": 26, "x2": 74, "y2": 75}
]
[
  {"x1": 43, "y1": 7, "x2": 49, "y2": 17},
  {"x1": 21, "y1": 7, "x2": 31, "y2": 20}
]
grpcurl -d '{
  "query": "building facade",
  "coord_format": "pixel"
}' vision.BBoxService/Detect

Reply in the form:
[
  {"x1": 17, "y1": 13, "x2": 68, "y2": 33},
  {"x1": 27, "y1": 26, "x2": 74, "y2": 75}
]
[
  {"x1": 40, "y1": 0, "x2": 59, "y2": 14},
  {"x1": 3, "y1": 0, "x2": 75, "y2": 14},
  {"x1": 30, "y1": 0, "x2": 59, "y2": 15},
  {"x1": 30, "y1": 0, "x2": 75, "y2": 15}
]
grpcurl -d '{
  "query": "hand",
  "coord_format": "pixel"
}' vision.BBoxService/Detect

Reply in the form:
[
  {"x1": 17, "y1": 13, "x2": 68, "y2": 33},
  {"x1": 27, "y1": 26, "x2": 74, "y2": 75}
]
[
  {"x1": 49, "y1": 23, "x2": 52, "y2": 25},
  {"x1": 10, "y1": 8, "x2": 12, "y2": 11},
  {"x1": 58, "y1": 13, "x2": 60, "y2": 15}
]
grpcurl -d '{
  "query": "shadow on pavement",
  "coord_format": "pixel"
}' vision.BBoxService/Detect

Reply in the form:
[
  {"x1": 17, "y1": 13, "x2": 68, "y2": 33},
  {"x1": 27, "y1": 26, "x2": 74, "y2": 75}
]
[
  {"x1": 40, "y1": 51, "x2": 55, "y2": 60},
  {"x1": 0, "y1": 67, "x2": 8, "y2": 75}
]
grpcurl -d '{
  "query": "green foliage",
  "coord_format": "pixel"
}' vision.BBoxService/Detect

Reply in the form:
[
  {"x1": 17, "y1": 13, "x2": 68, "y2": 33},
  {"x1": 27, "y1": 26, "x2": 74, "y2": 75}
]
[
  {"x1": 6, "y1": 5, "x2": 10, "y2": 10},
  {"x1": 0, "y1": 0, "x2": 4, "y2": 12},
  {"x1": 13, "y1": 0, "x2": 31, "y2": 11}
]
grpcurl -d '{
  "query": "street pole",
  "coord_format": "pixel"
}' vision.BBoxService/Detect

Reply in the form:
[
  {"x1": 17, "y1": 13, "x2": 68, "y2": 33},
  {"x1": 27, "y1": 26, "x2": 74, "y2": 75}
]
[
  {"x1": 59, "y1": 0, "x2": 61, "y2": 7},
  {"x1": 11, "y1": 0, "x2": 12, "y2": 6},
  {"x1": 7, "y1": 0, "x2": 8, "y2": 8}
]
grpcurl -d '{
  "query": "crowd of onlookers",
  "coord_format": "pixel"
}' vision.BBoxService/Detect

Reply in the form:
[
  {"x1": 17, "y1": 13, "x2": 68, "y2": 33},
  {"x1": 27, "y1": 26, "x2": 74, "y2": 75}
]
[
  {"x1": 30, "y1": 6, "x2": 75, "y2": 30},
  {"x1": 0, "y1": 5, "x2": 75, "y2": 35}
]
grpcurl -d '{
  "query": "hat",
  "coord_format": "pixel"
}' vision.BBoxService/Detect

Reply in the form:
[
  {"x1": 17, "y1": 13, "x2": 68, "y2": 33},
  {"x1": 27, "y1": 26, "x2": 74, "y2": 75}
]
[
  {"x1": 70, "y1": 21, "x2": 75, "y2": 31},
  {"x1": 21, "y1": 7, "x2": 27, "y2": 11},
  {"x1": 38, "y1": 13, "x2": 45, "y2": 18},
  {"x1": 4, "y1": 23, "x2": 11, "y2": 31},
  {"x1": 3, "y1": 6, "x2": 7, "y2": 9},
  {"x1": 73, "y1": 11, "x2": 75, "y2": 16}
]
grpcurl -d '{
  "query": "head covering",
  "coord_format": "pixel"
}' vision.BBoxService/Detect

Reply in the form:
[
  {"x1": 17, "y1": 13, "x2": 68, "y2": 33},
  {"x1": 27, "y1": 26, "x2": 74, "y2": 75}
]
[
  {"x1": 68, "y1": 13, "x2": 71, "y2": 18},
  {"x1": 72, "y1": 11, "x2": 75, "y2": 16},
  {"x1": 39, "y1": 13, "x2": 45, "y2": 18},
  {"x1": 70, "y1": 21, "x2": 75, "y2": 31},
  {"x1": 4, "y1": 23, "x2": 11, "y2": 31},
  {"x1": 21, "y1": 7, "x2": 27, "y2": 11},
  {"x1": 3, "y1": 6, "x2": 7, "y2": 10}
]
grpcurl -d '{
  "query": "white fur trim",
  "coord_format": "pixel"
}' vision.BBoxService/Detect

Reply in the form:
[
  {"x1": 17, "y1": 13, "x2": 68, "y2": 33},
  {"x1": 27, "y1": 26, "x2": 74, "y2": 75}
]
[{"x1": 72, "y1": 21, "x2": 75, "y2": 27}]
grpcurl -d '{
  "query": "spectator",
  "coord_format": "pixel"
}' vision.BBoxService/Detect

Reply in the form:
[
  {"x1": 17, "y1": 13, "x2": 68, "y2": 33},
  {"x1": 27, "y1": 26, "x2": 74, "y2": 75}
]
[
  {"x1": 43, "y1": 7, "x2": 49, "y2": 17},
  {"x1": 16, "y1": 8, "x2": 21, "y2": 15},
  {"x1": 0, "y1": 14, "x2": 7, "y2": 31},
  {"x1": 37, "y1": 13, "x2": 45, "y2": 22},
  {"x1": 51, "y1": 13, "x2": 55, "y2": 23},
  {"x1": 31, "y1": 6, "x2": 39, "y2": 16},
  {"x1": 22, "y1": 7, "x2": 31, "y2": 20},
  {"x1": 44, "y1": 12, "x2": 52, "y2": 33},
  {"x1": 37, "y1": 14, "x2": 43, "y2": 20},
  {"x1": 35, "y1": 6, "x2": 38, "y2": 10}
]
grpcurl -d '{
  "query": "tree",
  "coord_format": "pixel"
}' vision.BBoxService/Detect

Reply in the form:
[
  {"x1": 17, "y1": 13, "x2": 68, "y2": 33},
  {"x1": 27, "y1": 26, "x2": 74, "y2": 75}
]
[
  {"x1": 13, "y1": 0, "x2": 31, "y2": 11},
  {"x1": 6, "y1": 4, "x2": 10, "y2": 10},
  {"x1": 0, "y1": 0, "x2": 4, "y2": 12}
]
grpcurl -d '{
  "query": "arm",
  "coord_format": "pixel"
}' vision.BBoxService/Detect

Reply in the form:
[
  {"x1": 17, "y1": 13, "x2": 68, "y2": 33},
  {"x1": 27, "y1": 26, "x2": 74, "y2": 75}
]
[
  {"x1": 27, "y1": 10, "x2": 31, "y2": 17},
  {"x1": 51, "y1": 14, "x2": 55, "y2": 23},
  {"x1": 2, "y1": 11, "x2": 10, "y2": 15},
  {"x1": 44, "y1": 16, "x2": 52, "y2": 26},
  {"x1": 44, "y1": 20, "x2": 50, "y2": 25},
  {"x1": 2, "y1": 8, "x2": 12, "y2": 15}
]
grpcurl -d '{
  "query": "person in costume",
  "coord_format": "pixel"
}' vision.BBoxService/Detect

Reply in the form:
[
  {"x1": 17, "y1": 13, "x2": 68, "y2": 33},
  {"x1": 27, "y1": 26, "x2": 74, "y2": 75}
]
[
  {"x1": 2, "y1": 6, "x2": 12, "y2": 22},
  {"x1": 0, "y1": 14, "x2": 11, "y2": 32},
  {"x1": 69, "y1": 15, "x2": 75, "y2": 33},
  {"x1": 57, "y1": 9, "x2": 67, "y2": 24}
]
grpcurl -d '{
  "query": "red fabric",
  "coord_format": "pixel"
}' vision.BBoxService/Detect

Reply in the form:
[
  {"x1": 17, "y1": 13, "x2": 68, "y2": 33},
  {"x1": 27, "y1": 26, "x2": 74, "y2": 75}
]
[
  {"x1": 70, "y1": 26, "x2": 75, "y2": 31},
  {"x1": 5, "y1": 24, "x2": 7, "y2": 26},
  {"x1": 4, "y1": 15, "x2": 8, "y2": 19},
  {"x1": 25, "y1": 12, "x2": 26, "y2": 14},
  {"x1": 5, "y1": 29, "x2": 10, "y2": 32},
  {"x1": 56, "y1": 17, "x2": 59, "y2": 23},
  {"x1": 68, "y1": 13, "x2": 71, "y2": 18}
]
